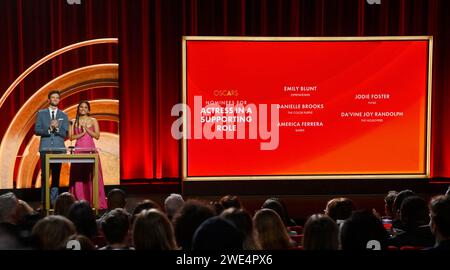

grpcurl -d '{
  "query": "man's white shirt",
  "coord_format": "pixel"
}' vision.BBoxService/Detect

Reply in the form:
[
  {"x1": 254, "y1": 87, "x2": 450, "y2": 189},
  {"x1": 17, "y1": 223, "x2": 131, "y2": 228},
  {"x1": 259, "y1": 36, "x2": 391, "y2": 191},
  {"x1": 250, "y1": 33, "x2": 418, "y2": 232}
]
[{"x1": 48, "y1": 107, "x2": 60, "y2": 133}]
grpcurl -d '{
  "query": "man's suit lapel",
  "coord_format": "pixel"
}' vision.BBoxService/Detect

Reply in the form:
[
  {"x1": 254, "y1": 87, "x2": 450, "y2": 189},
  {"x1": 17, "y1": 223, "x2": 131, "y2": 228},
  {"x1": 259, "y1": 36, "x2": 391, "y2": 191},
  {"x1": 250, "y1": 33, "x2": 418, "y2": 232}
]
[
  {"x1": 44, "y1": 109, "x2": 51, "y2": 124},
  {"x1": 55, "y1": 109, "x2": 64, "y2": 120}
]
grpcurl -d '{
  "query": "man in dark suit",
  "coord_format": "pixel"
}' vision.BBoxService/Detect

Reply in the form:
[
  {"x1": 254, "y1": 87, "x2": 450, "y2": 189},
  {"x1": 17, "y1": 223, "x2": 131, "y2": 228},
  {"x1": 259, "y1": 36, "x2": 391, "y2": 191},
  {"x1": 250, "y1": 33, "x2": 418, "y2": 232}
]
[
  {"x1": 34, "y1": 90, "x2": 69, "y2": 207},
  {"x1": 388, "y1": 196, "x2": 435, "y2": 248},
  {"x1": 429, "y1": 195, "x2": 450, "y2": 250}
]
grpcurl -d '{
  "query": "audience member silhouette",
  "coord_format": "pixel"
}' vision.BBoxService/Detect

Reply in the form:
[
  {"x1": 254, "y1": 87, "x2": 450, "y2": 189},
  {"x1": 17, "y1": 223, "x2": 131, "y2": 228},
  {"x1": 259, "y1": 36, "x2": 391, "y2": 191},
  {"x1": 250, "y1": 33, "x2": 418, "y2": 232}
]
[
  {"x1": 254, "y1": 208, "x2": 293, "y2": 250},
  {"x1": 340, "y1": 210, "x2": 389, "y2": 250},
  {"x1": 302, "y1": 214, "x2": 339, "y2": 250},
  {"x1": 389, "y1": 196, "x2": 434, "y2": 248},
  {"x1": 100, "y1": 208, "x2": 132, "y2": 250},
  {"x1": 68, "y1": 200, "x2": 98, "y2": 240},
  {"x1": 221, "y1": 207, "x2": 261, "y2": 250},
  {"x1": 192, "y1": 216, "x2": 244, "y2": 250},
  {"x1": 32, "y1": 215, "x2": 76, "y2": 250},
  {"x1": 164, "y1": 193, "x2": 184, "y2": 221},
  {"x1": 219, "y1": 195, "x2": 242, "y2": 210},
  {"x1": 391, "y1": 189, "x2": 415, "y2": 231},
  {"x1": 428, "y1": 195, "x2": 450, "y2": 250},
  {"x1": 324, "y1": 197, "x2": 355, "y2": 224},
  {"x1": 172, "y1": 200, "x2": 215, "y2": 250},
  {"x1": 132, "y1": 209, "x2": 178, "y2": 250},
  {"x1": 54, "y1": 192, "x2": 76, "y2": 218}
]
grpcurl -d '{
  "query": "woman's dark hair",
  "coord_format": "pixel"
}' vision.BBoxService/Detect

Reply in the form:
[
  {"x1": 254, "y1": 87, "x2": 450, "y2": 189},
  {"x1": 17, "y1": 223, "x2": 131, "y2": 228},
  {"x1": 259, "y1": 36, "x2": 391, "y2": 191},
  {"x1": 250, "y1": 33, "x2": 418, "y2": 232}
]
[
  {"x1": 132, "y1": 209, "x2": 177, "y2": 250},
  {"x1": 302, "y1": 214, "x2": 339, "y2": 250},
  {"x1": 132, "y1": 199, "x2": 160, "y2": 216},
  {"x1": 172, "y1": 200, "x2": 215, "y2": 250},
  {"x1": 219, "y1": 195, "x2": 242, "y2": 210},
  {"x1": 67, "y1": 200, "x2": 98, "y2": 239},
  {"x1": 32, "y1": 215, "x2": 76, "y2": 250},
  {"x1": 74, "y1": 100, "x2": 91, "y2": 129},
  {"x1": 192, "y1": 216, "x2": 244, "y2": 250},
  {"x1": 400, "y1": 196, "x2": 429, "y2": 230},
  {"x1": 101, "y1": 208, "x2": 130, "y2": 245},
  {"x1": 261, "y1": 198, "x2": 291, "y2": 226},
  {"x1": 392, "y1": 189, "x2": 415, "y2": 215},
  {"x1": 325, "y1": 197, "x2": 355, "y2": 221},
  {"x1": 54, "y1": 192, "x2": 76, "y2": 218},
  {"x1": 221, "y1": 207, "x2": 261, "y2": 250},
  {"x1": 340, "y1": 210, "x2": 389, "y2": 250},
  {"x1": 131, "y1": 199, "x2": 161, "y2": 224}
]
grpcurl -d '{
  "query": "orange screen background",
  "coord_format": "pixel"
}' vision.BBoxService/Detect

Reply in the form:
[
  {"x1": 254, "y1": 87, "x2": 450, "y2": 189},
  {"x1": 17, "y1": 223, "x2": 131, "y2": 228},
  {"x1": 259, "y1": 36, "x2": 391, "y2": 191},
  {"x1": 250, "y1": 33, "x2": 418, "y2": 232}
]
[{"x1": 186, "y1": 40, "x2": 429, "y2": 177}]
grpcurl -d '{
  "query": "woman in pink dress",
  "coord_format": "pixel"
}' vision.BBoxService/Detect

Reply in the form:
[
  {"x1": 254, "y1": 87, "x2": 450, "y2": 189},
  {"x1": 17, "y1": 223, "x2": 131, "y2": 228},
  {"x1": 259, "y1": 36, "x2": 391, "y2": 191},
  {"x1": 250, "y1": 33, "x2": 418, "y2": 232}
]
[{"x1": 69, "y1": 100, "x2": 107, "y2": 209}]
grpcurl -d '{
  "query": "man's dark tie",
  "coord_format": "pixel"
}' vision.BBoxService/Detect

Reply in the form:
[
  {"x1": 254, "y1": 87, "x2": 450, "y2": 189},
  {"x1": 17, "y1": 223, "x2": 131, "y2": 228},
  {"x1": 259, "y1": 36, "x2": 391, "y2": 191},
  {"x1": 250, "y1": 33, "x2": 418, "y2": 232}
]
[{"x1": 51, "y1": 111, "x2": 55, "y2": 120}]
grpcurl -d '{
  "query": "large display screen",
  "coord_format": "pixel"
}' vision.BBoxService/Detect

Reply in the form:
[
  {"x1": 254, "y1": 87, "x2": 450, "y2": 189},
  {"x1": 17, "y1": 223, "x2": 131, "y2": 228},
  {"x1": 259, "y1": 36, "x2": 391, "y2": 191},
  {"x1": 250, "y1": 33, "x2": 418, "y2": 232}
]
[{"x1": 182, "y1": 37, "x2": 432, "y2": 180}]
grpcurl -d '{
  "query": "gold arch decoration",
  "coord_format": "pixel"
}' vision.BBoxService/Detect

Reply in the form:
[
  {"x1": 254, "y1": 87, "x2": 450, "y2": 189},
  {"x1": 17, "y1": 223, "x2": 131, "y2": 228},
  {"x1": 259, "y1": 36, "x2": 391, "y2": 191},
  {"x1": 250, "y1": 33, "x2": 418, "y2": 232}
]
[
  {"x1": 0, "y1": 38, "x2": 118, "y2": 109},
  {"x1": 0, "y1": 64, "x2": 118, "y2": 189},
  {"x1": 17, "y1": 99, "x2": 120, "y2": 189}
]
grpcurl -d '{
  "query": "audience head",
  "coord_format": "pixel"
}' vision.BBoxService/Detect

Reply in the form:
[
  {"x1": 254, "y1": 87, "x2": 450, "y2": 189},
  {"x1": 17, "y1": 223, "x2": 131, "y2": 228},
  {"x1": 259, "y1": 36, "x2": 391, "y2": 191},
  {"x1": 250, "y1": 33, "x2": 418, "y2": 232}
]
[
  {"x1": 16, "y1": 199, "x2": 33, "y2": 220},
  {"x1": 68, "y1": 200, "x2": 98, "y2": 239},
  {"x1": 261, "y1": 198, "x2": 289, "y2": 226},
  {"x1": 173, "y1": 199, "x2": 215, "y2": 250},
  {"x1": 192, "y1": 216, "x2": 244, "y2": 250},
  {"x1": 0, "y1": 192, "x2": 19, "y2": 224},
  {"x1": 384, "y1": 190, "x2": 398, "y2": 218},
  {"x1": 340, "y1": 210, "x2": 389, "y2": 250},
  {"x1": 429, "y1": 195, "x2": 450, "y2": 242},
  {"x1": 132, "y1": 209, "x2": 177, "y2": 250},
  {"x1": 272, "y1": 198, "x2": 294, "y2": 225},
  {"x1": 107, "y1": 189, "x2": 127, "y2": 210},
  {"x1": 101, "y1": 208, "x2": 130, "y2": 247},
  {"x1": 325, "y1": 197, "x2": 355, "y2": 222},
  {"x1": 253, "y1": 208, "x2": 292, "y2": 250},
  {"x1": 54, "y1": 192, "x2": 76, "y2": 218},
  {"x1": 16, "y1": 199, "x2": 41, "y2": 234},
  {"x1": 392, "y1": 189, "x2": 415, "y2": 219},
  {"x1": 221, "y1": 207, "x2": 261, "y2": 250},
  {"x1": 164, "y1": 193, "x2": 184, "y2": 220},
  {"x1": 210, "y1": 201, "x2": 224, "y2": 215},
  {"x1": 132, "y1": 199, "x2": 161, "y2": 224},
  {"x1": 10, "y1": 188, "x2": 448, "y2": 251},
  {"x1": 302, "y1": 214, "x2": 339, "y2": 250},
  {"x1": 400, "y1": 195, "x2": 429, "y2": 230},
  {"x1": 32, "y1": 215, "x2": 76, "y2": 250},
  {"x1": 219, "y1": 195, "x2": 242, "y2": 210},
  {"x1": 132, "y1": 199, "x2": 160, "y2": 216},
  {"x1": 66, "y1": 234, "x2": 95, "y2": 250},
  {"x1": 0, "y1": 223, "x2": 26, "y2": 249}
]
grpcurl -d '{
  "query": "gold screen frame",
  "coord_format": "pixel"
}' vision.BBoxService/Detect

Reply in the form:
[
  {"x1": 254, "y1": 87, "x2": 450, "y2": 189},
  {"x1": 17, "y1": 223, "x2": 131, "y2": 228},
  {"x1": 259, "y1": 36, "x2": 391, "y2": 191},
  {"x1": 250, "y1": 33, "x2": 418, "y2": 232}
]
[{"x1": 182, "y1": 36, "x2": 433, "y2": 181}]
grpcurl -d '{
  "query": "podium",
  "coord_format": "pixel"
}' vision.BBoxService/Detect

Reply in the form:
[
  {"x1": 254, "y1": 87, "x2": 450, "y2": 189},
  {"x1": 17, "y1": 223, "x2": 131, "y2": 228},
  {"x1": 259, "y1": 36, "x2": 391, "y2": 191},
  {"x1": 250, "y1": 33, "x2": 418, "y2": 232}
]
[{"x1": 44, "y1": 153, "x2": 99, "y2": 214}]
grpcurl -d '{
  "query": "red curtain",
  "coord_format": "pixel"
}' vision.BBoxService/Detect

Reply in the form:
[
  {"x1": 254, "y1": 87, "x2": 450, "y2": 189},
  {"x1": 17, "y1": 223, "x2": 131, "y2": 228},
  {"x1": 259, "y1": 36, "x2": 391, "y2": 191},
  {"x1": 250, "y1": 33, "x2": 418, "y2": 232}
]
[
  {"x1": 0, "y1": 0, "x2": 119, "y2": 127},
  {"x1": 1, "y1": 0, "x2": 450, "y2": 183},
  {"x1": 0, "y1": 0, "x2": 119, "y2": 186}
]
